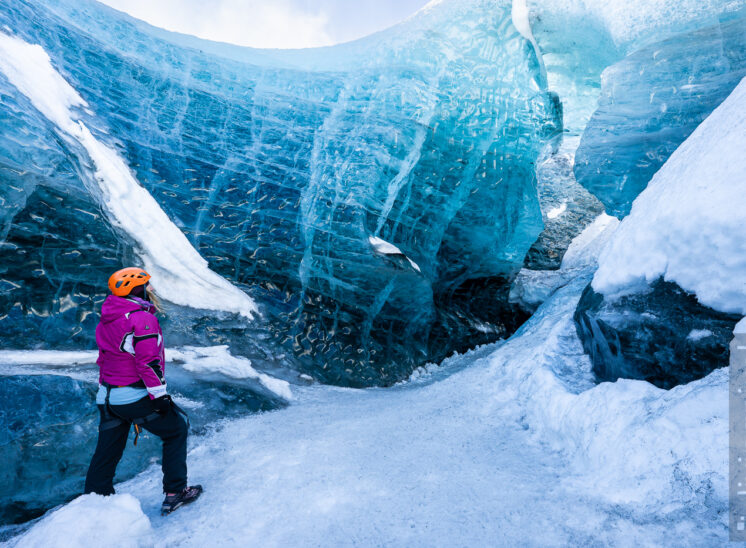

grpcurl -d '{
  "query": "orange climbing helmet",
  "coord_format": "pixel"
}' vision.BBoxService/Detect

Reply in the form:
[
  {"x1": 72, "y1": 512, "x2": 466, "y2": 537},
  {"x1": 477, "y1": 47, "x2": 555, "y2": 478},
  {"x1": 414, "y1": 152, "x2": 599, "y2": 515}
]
[{"x1": 108, "y1": 267, "x2": 151, "y2": 297}]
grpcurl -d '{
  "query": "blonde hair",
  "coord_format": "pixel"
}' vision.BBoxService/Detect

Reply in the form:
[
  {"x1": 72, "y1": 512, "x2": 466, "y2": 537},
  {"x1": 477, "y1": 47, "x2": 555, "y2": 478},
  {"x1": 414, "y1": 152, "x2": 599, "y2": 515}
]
[{"x1": 146, "y1": 285, "x2": 165, "y2": 315}]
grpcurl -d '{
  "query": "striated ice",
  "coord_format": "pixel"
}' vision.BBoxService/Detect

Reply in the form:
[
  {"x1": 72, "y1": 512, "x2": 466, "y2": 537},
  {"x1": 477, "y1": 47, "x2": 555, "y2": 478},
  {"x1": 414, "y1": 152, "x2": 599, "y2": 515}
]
[
  {"x1": 574, "y1": 12, "x2": 746, "y2": 216},
  {"x1": 0, "y1": 0, "x2": 560, "y2": 385},
  {"x1": 0, "y1": 32, "x2": 259, "y2": 319},
  {"x1": 526, "y1": 0, "x2": 746, "y2": 134}
]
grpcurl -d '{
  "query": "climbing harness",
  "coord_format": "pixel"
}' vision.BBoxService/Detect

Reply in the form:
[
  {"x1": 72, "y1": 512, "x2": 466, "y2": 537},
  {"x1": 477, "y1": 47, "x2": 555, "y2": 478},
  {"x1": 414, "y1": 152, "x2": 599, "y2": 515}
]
[{"x1": 99, "y1": 381, "x2": 168, "y2": 446}]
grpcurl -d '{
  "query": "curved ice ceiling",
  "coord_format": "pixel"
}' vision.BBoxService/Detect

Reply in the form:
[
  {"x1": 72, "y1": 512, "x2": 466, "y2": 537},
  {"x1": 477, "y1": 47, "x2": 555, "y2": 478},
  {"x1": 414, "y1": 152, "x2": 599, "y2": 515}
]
[
  {"x1": 2, "y1": 0, "x2": 743, "y2": 386},
  {"x1": 0, "y1": 0, "x2": 560, "y2": 385}
]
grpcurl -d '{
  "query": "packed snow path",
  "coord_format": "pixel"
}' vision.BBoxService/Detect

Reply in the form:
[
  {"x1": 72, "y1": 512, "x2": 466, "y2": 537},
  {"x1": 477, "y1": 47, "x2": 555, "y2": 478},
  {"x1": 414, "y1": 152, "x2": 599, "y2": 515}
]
[{"x1": 15, "y1": 271, "x2": 727, "y2": 547}]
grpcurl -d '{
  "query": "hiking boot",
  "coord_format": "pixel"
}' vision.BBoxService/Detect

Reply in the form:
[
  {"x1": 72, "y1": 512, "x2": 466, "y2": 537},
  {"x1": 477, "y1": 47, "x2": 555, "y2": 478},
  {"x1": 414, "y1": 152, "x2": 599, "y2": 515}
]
[{"x1": 161, "y1": 485, "x2": 203, "y2": 515}]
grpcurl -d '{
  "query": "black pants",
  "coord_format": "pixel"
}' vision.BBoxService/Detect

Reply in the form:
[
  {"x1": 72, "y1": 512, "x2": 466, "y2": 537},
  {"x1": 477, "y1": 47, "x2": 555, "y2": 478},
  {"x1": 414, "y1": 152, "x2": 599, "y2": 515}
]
[{"x1": 84, "y1": 396, "x2": 188, "y2": 495}]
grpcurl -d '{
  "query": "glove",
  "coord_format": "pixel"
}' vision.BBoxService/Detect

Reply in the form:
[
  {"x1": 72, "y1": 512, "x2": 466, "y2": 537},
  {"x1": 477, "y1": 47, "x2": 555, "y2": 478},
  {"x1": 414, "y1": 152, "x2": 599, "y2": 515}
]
[{"x1": 152, "y1": 394, "x2": 172, "y2": 414}]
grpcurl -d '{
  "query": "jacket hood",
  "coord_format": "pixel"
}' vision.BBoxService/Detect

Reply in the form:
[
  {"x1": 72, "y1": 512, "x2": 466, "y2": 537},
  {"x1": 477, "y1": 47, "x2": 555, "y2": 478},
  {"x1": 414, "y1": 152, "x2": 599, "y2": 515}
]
[{"x1": 100, "y1": 294, "x2": 154, "y2": 323}]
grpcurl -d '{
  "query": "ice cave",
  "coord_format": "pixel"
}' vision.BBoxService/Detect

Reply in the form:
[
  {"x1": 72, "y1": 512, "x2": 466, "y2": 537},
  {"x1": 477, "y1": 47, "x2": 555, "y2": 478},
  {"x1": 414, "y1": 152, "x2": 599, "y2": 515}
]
[{"x1": 0, "y1": 0, "x2": 745, "y2": 545}]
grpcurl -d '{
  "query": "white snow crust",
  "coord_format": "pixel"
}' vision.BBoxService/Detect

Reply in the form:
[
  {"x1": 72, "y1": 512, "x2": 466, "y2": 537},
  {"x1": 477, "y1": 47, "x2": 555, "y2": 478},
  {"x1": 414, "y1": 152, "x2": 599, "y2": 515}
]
[
  {"x1": 10, "y1": 494, "x2": 152, "y2": 548},
  {"x1": 511, "y1": 0, "x2": 547, "y2": 84},
  {"x1": 0, "y1": 350, "x2": 98, "y2": 366},
  {"x1": 170, "y1": 346, "x2": 293, "y2": 400},
  {"x1": 0, "y1": 33, "x2": 257, "y2": 319},
  {"x1": 593, "y1": 78, "x2": 746, "y2": 315}
]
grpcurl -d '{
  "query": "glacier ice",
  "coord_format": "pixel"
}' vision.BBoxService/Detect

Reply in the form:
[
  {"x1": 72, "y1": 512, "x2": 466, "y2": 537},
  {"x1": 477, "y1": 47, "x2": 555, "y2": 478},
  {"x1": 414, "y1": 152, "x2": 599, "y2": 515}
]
[
  {"x1": 0, "y1": 374, "x2": 154, "y2": 525},
  {"x1": 574, "y1": 12, "x2": 746, "y2": 216},
  {"x1": 574, "y1": 280, "x2": 740, "y2": 388},
  {"x1": 0, "y1": 32, "x2": 258, "y2": 318},
  {"x1": 526, "y1": 0, "x2": 746, "y2": 135},
  {"x1": 524, "y1": 0, "x2": 746, "y2": 217},
  {"x1": 0, "y1": 0, "x2": 561, "y2": 386}
]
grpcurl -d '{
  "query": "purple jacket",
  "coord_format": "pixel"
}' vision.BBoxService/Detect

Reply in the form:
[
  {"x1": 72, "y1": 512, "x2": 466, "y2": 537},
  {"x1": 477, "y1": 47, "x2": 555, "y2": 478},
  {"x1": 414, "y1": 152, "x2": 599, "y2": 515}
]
[{"x1": 95, "y1": 295, "x2": 167, "y2": 399}]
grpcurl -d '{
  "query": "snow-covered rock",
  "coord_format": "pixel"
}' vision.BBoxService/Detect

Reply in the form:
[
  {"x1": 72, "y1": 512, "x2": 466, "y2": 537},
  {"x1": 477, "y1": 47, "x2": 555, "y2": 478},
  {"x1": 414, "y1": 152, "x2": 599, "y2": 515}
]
[{"x1": 573, "y1": 79, "x2": 746, "y2": 387}]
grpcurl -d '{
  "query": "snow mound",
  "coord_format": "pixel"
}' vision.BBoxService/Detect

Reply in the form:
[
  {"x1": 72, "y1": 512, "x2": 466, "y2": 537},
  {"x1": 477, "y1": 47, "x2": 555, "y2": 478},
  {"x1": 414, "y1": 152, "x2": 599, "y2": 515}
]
[
  {"x1": 11, "y1": 494, "x2": 152, "y2": 548},
  {"x1": 499, "y1": 275, "x2": 728, "y2": 507},
  {"x1": 593, "y1": 78, "x2": 746, "y2": 314},
  {"x1": 170, "y1": 346, "x2": 293, "y2": 401}
]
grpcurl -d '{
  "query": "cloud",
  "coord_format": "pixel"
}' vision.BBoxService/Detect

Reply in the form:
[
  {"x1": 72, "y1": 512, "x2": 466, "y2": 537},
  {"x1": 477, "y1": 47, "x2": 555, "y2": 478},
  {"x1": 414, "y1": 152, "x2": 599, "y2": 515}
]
[{"x1": 99, "y1": 0, "x2": 334, "y2": 49}]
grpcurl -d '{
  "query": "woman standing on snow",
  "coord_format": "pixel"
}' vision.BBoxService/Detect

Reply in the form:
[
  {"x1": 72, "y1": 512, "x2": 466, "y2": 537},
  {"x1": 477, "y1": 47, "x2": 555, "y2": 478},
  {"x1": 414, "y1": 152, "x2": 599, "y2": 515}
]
[{"x1": 84, "y1": 267, "x2": 202, "y2": 515}]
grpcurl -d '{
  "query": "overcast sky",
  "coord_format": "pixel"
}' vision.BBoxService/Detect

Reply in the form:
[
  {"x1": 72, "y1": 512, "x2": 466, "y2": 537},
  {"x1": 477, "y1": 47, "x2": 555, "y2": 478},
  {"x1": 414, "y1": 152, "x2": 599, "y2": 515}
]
[{"x1": 99, "y1": 0, "x2": 430, "y2": 49}]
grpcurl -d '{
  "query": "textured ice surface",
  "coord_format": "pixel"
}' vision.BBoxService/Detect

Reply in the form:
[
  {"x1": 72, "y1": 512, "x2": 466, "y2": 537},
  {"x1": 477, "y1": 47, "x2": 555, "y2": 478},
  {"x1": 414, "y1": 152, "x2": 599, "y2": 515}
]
[
  {"x1": 526, "y1": 0, "x2": 746, "y2": 134},
  {"x1": 0, "y1": 0, "x2": 560, "y2": 386},
  {"x1": 526, "y1": 1, "x2": 746, "y2": 217},
  {"x1": 0, "y1": 374, "x2": 158, "y2": 525},
  {"x1": 593, "y1": 78, "x2": 746, "y2": 315},
  {"x1": 575, "y1": 12, "x2": 746, "y2": 216},
  {"x1": 0, "y1": 32, "x2": 257, "y2": 317}
]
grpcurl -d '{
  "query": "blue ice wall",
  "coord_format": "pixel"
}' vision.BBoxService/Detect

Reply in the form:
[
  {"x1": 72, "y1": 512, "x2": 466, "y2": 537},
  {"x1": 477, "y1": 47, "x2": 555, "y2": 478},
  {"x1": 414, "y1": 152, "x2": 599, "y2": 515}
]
[
  {"x1": 574, "y1": 12, "x2": 746, "y2": 217},
  {"x1": 0, "y1": 0, "x2": 560, "y2": 385}
]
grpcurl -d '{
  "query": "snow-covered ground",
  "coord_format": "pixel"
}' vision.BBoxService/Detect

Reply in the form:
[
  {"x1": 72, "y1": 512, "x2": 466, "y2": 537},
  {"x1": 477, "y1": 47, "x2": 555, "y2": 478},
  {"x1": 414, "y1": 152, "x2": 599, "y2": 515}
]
[{"x1": 9, "y1": 219, "x2": 729, "y2": 547}]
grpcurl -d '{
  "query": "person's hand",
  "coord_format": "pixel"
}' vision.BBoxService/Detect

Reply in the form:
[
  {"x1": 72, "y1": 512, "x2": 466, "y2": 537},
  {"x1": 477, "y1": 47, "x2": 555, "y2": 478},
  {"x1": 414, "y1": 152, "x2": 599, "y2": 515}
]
[{"x1": 152, "y1": 394, "x2": 172, "y2": 414}]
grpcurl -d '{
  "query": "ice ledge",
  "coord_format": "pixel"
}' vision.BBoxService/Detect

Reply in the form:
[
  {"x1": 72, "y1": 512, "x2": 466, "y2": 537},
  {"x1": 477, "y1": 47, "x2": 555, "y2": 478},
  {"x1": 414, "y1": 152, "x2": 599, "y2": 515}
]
[{"x1": 0, "y1": 345, "x2": 292, "y2": 401}]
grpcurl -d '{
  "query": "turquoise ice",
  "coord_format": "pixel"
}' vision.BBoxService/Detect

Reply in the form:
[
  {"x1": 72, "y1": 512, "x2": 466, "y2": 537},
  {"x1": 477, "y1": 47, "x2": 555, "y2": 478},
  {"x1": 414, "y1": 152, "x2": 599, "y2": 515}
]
[{"x1": 0, "y1": 0, "x2": 560, "y2": 385}]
